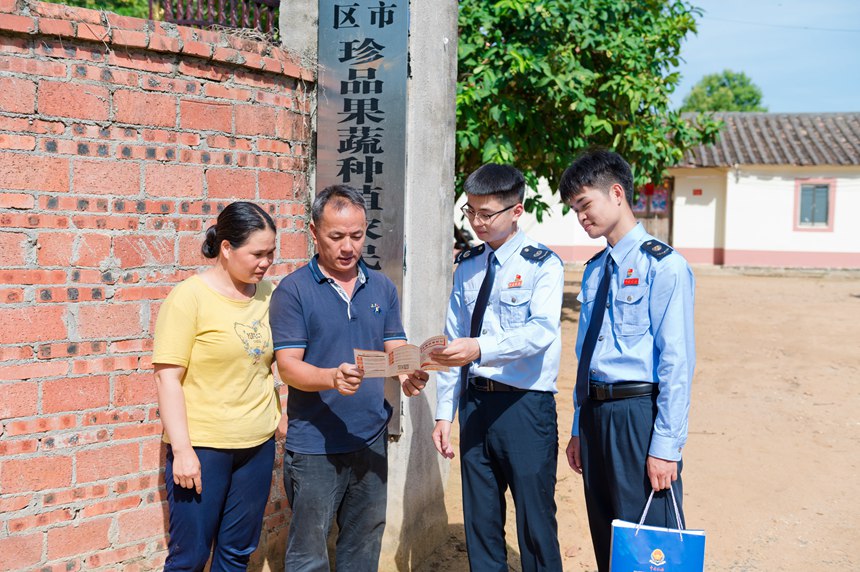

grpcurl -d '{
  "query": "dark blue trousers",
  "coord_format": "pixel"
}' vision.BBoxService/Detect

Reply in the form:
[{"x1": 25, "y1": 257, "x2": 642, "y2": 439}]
[
  {"x1": 459, "y1": 387, "x2": 562, "y2": 572},
  {"x1": 164, "y1": 437, "x2": 275, "y2": 572},
  {"x1": 580, "y1": 394, "x2": 684, "y2": 572}
]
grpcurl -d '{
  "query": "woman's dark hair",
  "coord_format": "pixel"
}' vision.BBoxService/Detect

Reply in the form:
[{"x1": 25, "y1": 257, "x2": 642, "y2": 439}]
[{"x1": 201, "y1": 202, "x2": 276, "y2": 259}]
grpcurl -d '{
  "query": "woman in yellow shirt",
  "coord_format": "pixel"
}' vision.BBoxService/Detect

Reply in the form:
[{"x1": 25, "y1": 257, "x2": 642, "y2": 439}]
[{"x1": 153, "y1": 201, "x2": 284, "y2": 571}]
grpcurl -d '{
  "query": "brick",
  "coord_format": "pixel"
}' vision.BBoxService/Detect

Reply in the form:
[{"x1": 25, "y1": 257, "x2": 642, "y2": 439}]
[
  {"x1": 117, "y1": 502, "x2": 166, "y2": 543},
  {"x1": 105, "y1": 12, "x2": 148, "y2": 31},
  {"x1": 41, "y1": 427, "x2": 109, "y2": 450},
  {"x1": 177, "y1": 59, "x2": 229, "y2": 82},
  {"x1": 205, "y1": 167, "x2": 255, "y2": 199},
  {"x1": 0, "y1": 0, "x2": 16, "y2": 13},
  {"x1": 36, "y1": 232, "x2": 76, "y2": 266},
  {"x1": 114, "y1": 90, "x2": 176, "y2": 127},
  {"x1": 259, "y1": 170, "x2": 296, "y2": 200},
  {"x1": 0, "y1": 533, "x2": 43, "y2": 571},
  {"x1": 81, "y1": 494, "x2": 141, "y2": 518},
  {"x1": 203, "y1": 83, "x2": 252, "y2": 102},
  {"x1": 43, "y1": 375, "x2": 110, "y2": 413},
  {"x1": 40, "y1": 195, "x2": 112, "y2": 214},
  {"x1": 38, "y1": 17, "x2": 76, "y2": 38},
  {"x1": 112, "y1": 199, "x2": 175, "y2": 215},
  {"x1": 139, "y1": 436, "x2": 164, "y2": 471},
  {"x1": 77, "y1": 302, "x2": 143, "y2": 339},
  {"x1": 0, "y1": 54, "x2": 67, "y2": 77},
  {"x1": 141, "y1": 74, "x2": 201, "y2": 95},
  {"x1": 70, "y1": 214, "x2": 139, "y2": 230},
  {"x1": 4, "y1": 413, "x2": 77, "y2": 436},
  {"x1": 235, "y1": 104, "x2": 277, "y2": 137},
  {"x1": 179, "y1": 98, "x2": 232, "y2": 132},
  {"x1": 70, "y1": 355, "x2": 139, "y2": 375},
  {"x1": 76, "y1": 22, "x2": 110, "y2": 43},
  {"x1": 42, "y1": 483, "x2": 108, "y2": 506},
  {"x1": 0, "y1": 212, "x2": 70, "y2": 229},
  {"x1": 0, "y1": 438, "x2": 39, "y2": 455},
  {"x1": 114, "y1": 284, "x2": 173, "y2": 301},
  {"x1": 1, "y1": 455, "x2": 73, "y2": 493},
  {"x1": 0, "y1": 133, "x2": 36, "y2": 150},
  {"x1": 206, "y1": 134, "x2": 253, "y2": 151},
  {"x1": 0, "y1": 76, "x2": 36, "y2": 113},
  {"x1": 0, "y1": 231, "x2": 28, "y2": 266},
  {"x1": 105, "y1": 50, "x2": 173, "y2": 75},
  {"x1": 72, "y1": 158, "x2": 140, "y2": 196},
  {"x1": 113, "y1": 421, "x2": 162, "y2": 440},
  {"x1": 31, "y1": 2, "x2": 102, "y2": 23},
  {"x1": 38, "y1": 81, "x2": 110, "y2": 121},
  {"x1": 47, "y1": 518, "x2": 111, "y2": 560},
  {"x1": 0, "y1": 346, "x2": 32, "y2": 361},
  {"x1": 74, "y1": 232, "x2": 112, "y2": 267},
  {"x1": 144, "y1": 163, "x2": 203, "y2": 197},
  {"x1": 0, "y1": 152, "x2": 69, "y2": 192},
  {"x1": 0, "y1": 287, "x2": 25, "y2": 303},
  {"x1": 114, "y1": 372, "x2": 156, "y2": 406},
  {"x1": 0, "y1": 115, "x2": 64, "y2": 135},
  {"x1": 70, "y1": 62, "x2": 138, "y2": 87},
  {"x1": 37, "y1": 341, "x2": 104, "y2": 360},
  {"x1": 280, "y1": 232, "x2": 309, "y2": 260},
  {"x1": 277, "y1": 110, "x2": 309, "y2": 140},
  {"x1": 76, "y1": 442, "x2": 139, "y2": 483},
  {"x1": 85, "y1": 541, "x2": 148, "y2": 568},
  {"x1": 0, "y1": 13, "x2": 36, "y2": 33},
  {"x1": 147, "y1": 32, "x2": 181, "y2": 54},
  {"x1": 0, "y1": 306, "x2": 66, "y2": 344},
  {"x1": 0, "y1": 192, "x2": 36, "y2": 208},
  {"x1": 9, "y1": 507, "x2": 74, "y2": 533},
  {"x1": 113, "y1": 234, "x2": 174, "y2": 268},
  {"x1": 257, "y1": 138, "x2": 291, "y2": 154},
  {"x1": 180, "y1": 39, "x2": 212, "y2": 59},
  {"x1": 142, "y1": 129, "x2": 199, "y2": 146},
  {"x1": 0, "y1": 494, "x2": 31, "y2": 512},
  {"x1": 111, "y1": 338, "x2": 153, "y2": 353},
  {"x1": 0, "y1": 381, "x2": 38, "y2": 418}
]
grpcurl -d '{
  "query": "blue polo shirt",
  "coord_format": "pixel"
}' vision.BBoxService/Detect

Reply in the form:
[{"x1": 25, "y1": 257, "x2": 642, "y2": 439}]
[{"x1": 269, "y1": 256, "x2": 406, "y2": 454}]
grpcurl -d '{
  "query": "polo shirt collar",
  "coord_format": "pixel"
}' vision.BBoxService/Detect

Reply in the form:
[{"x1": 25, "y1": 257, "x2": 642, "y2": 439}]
[
  {"x1": 309, "y1": 255, "x2": 368, "y2": 285},
  {"x1": 489, "y1": 228, "x2": 526, "y2": 266},
  {"x1": 608, "y1": 222, "x2": 645, "y2": 265}
]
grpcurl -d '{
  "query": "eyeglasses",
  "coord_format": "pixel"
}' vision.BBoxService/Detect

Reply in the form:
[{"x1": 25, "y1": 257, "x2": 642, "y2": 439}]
[{"x1": 460, "y1": 203, "x2": 516, "y2": 224}]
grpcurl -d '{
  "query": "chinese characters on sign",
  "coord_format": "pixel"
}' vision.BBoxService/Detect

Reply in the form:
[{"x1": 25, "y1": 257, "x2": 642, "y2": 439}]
[{"x1": 317, "y1": 1, "x2": 408, "y2": 284}]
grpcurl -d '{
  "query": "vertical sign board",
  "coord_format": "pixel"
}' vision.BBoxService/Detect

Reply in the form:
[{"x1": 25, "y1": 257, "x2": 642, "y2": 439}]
[
  {"x1": 317, "y1": 1, "x2": 408, "y2": 286},
  {"x1": 317, "y1": 1, "x2": 409, "y2": 434}
]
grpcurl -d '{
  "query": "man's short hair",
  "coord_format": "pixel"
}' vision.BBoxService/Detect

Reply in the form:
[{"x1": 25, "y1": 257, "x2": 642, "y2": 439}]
[
  {"x1": 464, "y1": 163, "x2": 525, "y2": 205},
  {"x1": 559, "y1": 150, "x2": 635, "y2": 204},
  {"x1": 312, "y1": 184, "x2": 367, "y2": 224}
]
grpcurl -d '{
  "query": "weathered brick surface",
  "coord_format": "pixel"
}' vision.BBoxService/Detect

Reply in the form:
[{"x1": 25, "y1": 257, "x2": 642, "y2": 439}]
[{"x1": 0, "y1": 2, "x2": 311, "y2": 569}]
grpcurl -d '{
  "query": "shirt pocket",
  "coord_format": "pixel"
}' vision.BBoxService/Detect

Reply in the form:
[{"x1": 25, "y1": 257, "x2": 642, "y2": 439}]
[
  {"x1": 614, "y1": 285, "x2": 650, "y2": 336},
  {"x1": 499, "y1": 288, "x2": 531, "y2": 329}
]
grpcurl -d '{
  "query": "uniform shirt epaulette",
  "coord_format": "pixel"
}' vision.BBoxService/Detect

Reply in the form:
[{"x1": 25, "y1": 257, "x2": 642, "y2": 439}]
[
  {"x1": 455, "y1": 243, "x2": 485, "y2": 264},
  {"x1": 641, "y1": 239, "x2": 673, "y2": 260},
  {"x1": 519, "y1": 245, "x2": 553, "y2": 263},
  {"x1": 584, "y1": 248, "x2": 607, "y2": 266}
]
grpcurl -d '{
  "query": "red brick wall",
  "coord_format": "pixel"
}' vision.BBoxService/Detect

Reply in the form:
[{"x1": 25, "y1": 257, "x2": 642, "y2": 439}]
[{"x1": 0, "y1": 2, "x2": 312, "y2": 570}]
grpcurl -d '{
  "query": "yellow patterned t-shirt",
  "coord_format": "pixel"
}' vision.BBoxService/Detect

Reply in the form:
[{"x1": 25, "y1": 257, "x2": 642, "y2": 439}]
[{"x1": 153, "y1": 275, "x2": 280, "y2": 448}]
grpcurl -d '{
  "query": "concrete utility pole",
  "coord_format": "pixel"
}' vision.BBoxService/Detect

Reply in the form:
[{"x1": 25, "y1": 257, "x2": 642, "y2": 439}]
[{"x1": 280, "y1": 0, "x2": 459, "y2": 569}]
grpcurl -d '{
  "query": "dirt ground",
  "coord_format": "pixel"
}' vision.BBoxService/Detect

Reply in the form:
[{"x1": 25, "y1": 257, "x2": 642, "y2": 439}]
[{"x1": 416, "y1": 267, "x2": 860, "y2": 571}]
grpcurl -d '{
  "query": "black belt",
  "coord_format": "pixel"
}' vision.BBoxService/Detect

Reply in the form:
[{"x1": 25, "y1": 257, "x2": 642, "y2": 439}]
[
  {"x1": 470, "y1": 376, "x2": 525, "y2": 392},
  {"x1": 589, "y1": 381, "x2": 657, "y2": 401}
]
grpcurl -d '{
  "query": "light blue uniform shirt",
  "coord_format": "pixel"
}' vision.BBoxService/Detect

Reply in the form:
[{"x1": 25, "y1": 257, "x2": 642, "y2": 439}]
[
  {"x1": 573, "y1": 223, "x2": 696, "y2": 461},
  {"x1": 435, "y1": 230, "x2": 564, "y2": 422}
]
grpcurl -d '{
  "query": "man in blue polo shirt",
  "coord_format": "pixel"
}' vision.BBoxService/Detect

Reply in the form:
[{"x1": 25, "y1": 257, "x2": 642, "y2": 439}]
[{"x1": 269, "y1": 184, "x2": 428, "y2": 571}]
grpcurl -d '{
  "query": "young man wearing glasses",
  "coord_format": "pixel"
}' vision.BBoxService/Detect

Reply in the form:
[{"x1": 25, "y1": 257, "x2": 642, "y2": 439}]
[{"x1": 427, "y1": 163, "x2": 564, "y2": 571}]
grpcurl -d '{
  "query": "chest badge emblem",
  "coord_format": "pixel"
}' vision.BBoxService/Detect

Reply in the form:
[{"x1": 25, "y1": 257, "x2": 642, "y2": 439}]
[
  {"x1": 370, "y1": 303, "x2": 380, "y2": 314},
  {"x1": 508, "y1": 274, "x2": 523, "y2": 288}
]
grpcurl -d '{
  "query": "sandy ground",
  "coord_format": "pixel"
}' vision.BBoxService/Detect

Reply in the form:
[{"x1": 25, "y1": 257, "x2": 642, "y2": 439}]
[{"x1": 415, "y1": 267, "x2": 860, "y2": 571}]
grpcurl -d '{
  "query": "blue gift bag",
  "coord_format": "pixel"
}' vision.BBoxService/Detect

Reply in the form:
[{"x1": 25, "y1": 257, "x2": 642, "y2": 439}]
[{"x1": 609, "y1": 486, "x2": 706, "y2": 572}]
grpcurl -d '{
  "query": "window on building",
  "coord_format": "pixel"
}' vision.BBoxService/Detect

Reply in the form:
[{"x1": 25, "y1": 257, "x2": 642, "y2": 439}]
[{"x1": 798, "y1": 183, "x2": 830, "y2": 227}]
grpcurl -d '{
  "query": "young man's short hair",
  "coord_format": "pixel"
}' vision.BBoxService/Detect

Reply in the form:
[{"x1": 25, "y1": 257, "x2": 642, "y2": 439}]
[
  {"x1": 559, "y1": 150, "x2": 635, "y2": 204},
  {"x1": 464, "y1": 163, "x2": 526, "y2": 205}
]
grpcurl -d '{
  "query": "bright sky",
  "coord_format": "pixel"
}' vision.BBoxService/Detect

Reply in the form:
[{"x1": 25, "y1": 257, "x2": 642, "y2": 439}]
[{"x1": 670, "y1": 0, "x2": 860, "y2": 112}]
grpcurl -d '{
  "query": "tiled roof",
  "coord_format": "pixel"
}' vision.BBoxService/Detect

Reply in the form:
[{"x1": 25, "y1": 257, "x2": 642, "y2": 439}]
[{"x1": 678, "y1": 112, "x2": 860, "y2": 167}]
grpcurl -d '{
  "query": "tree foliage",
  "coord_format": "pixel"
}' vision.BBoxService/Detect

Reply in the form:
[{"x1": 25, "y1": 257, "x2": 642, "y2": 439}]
[
  {"x1": 457, "y1": 0, "x2": 722, "y2": 218},
  {"x1": 62, "y1": 0, "x2": 151, "y2": 19},
  {"x1": 680, "y1": 70, "x2": 767, "y2": 112}
]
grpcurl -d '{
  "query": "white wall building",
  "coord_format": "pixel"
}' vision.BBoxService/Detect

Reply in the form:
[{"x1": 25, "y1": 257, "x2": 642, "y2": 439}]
[{"x1": 517, "y1": 113, "x2": 860, "y2": 269}]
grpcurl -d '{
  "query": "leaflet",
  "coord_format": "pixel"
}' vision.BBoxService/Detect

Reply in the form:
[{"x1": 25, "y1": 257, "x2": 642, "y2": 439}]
[{"x1": 353, "y1": 335, "x2": 450, "y2": 377}]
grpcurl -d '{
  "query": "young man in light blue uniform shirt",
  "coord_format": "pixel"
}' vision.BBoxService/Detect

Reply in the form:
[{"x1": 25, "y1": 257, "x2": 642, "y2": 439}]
[
  {"x1": 429, "y1": 163, "x2": 564, "y2": 571},
  {"x1": 560, "y1": 150, "x2": 696, "y2": 572}
]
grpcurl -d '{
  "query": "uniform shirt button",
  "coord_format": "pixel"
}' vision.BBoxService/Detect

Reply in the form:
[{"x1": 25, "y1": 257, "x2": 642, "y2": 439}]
[
  {"x1": 482, "y1": 329, "x2": 488, "y2": 335},
  {"x1": 626, "y1": 295, "x2": 632, "y2": 301},
  {"x1": 605, "y1": 302, "x2": 610, "y2": 308},
  {"x1": 590, "y1": 369, "x2": 596, "y2": 374},
  {"x1": 598, "y1": 335, "x2": 604, "y2": 341}
]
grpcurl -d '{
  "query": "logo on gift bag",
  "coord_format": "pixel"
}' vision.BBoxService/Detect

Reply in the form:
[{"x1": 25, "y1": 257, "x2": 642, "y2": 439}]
[{"x1": 649, "y1": 548, "x2": 666, "y2": 566}]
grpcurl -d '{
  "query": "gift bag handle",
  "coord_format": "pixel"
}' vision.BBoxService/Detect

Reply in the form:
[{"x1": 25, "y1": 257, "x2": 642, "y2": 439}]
[{"x1": 635, "y1": 483, "x2": 684, "y2": 540}]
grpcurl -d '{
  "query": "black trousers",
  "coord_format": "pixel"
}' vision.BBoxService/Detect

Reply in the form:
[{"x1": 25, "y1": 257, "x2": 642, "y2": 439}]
[
  {"x1": 459, "y1": 386, "x2": 562, "y2": 572},
  {"x1": 580, "y1": 394, "x2": 684, "y2": 572}
]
